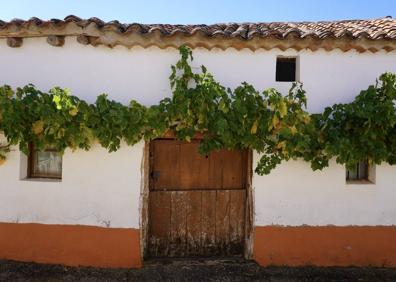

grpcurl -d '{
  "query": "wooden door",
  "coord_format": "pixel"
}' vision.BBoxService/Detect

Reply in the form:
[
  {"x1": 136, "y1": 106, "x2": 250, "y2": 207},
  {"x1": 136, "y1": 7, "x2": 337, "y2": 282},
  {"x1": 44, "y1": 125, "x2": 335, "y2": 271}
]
[{"x1": 148, "y1": 139, "x2": 248, "y2": 258}]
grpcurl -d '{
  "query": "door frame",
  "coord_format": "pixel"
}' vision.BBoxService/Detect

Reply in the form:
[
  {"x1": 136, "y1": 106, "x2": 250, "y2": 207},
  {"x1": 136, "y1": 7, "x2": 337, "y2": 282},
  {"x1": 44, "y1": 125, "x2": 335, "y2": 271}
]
[{"x1": 139, "y1": 135, "x2": 254, "y2": 260}]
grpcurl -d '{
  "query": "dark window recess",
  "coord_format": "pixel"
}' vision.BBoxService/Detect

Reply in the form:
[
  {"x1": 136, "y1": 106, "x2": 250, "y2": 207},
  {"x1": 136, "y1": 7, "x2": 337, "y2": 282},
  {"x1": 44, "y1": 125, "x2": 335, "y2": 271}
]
[
  {"x1": 28, "y1": 144, "x2": 62, "y2": 179},
  {"x1": 346, "y1": 161, "x2": 368, "y2": 181},
  {"x1": 276, "y1": 57, "x2": 296, "y2": 82}
]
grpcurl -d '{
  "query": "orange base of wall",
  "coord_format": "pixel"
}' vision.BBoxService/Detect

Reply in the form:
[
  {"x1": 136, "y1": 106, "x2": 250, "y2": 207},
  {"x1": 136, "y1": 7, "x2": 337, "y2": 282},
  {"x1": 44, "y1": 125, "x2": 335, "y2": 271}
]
[
  {"x1": 0, "y1": 222, "x2": 141, "y2": 268},
  {"x1": 254, "y1": 226, "x2": 396, "y2": 267},
  {"x1": 3, "y1": 223, "x2": 395, "y2": 268}
]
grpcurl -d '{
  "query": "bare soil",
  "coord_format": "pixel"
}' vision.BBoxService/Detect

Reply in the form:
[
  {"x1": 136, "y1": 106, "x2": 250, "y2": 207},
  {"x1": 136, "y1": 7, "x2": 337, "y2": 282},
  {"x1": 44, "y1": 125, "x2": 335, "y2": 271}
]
[{"x1": 1, "y1": 258, "x2": 396, "y2": 282}]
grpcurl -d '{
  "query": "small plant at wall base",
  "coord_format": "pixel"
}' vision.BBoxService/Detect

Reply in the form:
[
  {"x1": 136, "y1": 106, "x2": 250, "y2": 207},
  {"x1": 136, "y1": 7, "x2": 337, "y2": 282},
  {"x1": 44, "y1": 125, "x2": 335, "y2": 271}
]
[{"x1": 0, "y1": 46, "x2": 395, "y2": 175}]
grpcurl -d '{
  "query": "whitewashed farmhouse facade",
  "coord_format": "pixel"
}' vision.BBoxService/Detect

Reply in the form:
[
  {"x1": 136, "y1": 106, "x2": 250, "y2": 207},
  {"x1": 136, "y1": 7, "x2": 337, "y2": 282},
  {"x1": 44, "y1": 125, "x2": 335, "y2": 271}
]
[{"x1": 0, "y1": 16, "x2": 396, "y2": 268}]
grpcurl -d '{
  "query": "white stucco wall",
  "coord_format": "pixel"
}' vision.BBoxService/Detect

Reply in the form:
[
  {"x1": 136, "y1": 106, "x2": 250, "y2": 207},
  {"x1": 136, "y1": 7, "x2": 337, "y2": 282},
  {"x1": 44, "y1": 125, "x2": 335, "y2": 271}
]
[
  {"x1": 0, "y1": 137, "x2": 143, "y2": 229},
  {"x1": 0, "y1": 37, "x2": 396, "y2": 228},
  {"x1": 253, "y1": 156, "x2": 396, "y2": 226},
  {"x1": 1, "y1": 37, "x2": 396, "y2": 112}
]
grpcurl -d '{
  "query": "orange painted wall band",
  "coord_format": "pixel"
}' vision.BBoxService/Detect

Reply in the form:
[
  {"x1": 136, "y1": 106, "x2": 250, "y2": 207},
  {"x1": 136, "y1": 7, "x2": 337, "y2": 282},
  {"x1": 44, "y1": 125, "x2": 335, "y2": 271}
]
[
  {"x1": 0, "y1": 222, "x2": 141, "y2": 268},
  {"x1": 3, "y1": 223, "x2": 395, "y2": 267},
  {"x1": 254, "y1": 226, "x2": 396, "y2": 267}
]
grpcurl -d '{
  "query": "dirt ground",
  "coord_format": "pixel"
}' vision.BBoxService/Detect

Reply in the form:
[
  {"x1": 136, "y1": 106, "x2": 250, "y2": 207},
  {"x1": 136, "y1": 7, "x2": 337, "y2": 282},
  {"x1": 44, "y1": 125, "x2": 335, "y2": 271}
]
[{"x1": 1, "y1": 259, "x2": 396, "y2": 282}]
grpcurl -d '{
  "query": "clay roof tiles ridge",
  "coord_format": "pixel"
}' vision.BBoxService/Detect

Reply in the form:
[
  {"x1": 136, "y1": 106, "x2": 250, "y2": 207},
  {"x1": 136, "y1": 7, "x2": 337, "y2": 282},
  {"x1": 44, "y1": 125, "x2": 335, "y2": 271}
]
[{"x1": 0, "y1": 15, "x2": 395, "y2": 52}]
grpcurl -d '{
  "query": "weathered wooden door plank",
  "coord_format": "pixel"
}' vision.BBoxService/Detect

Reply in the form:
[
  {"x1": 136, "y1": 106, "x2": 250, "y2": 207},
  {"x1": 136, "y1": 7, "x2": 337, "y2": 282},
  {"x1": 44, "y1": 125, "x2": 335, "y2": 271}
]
[
  {"x1": 229, "y1": 189, "x2": 246, "y2": 255},
  {"x1": 179, "y1": 142, "x2": 210, "y2": 189},
  {"x1": 215, "y1": 190, "x2": 231, "y2": 255},
  {"x1": 222, "y1": 150, "x2": 244, "y2": 189},
  {"x1": 186, "y1": 191, "x2": 202, "y2": 256},
  {"x1": 201, "y1": 190, "x2": 217, "y2": 256},
  {"x1": 169, "y1": 191, "x2": 187, "y2": 257},
  {"x1": 151, "y1": 140, "x2": 180, "y2": 190},
  {"x1": 148, "y1": 192, "x2": 171, "y2": 257}
]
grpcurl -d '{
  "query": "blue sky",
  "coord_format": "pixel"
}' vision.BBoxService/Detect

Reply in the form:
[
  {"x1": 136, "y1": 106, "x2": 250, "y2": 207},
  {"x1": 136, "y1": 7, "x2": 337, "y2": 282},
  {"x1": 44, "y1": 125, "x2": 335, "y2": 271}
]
[{"x1": 1, "y1": 0, "x2": 395, "y2": 23}]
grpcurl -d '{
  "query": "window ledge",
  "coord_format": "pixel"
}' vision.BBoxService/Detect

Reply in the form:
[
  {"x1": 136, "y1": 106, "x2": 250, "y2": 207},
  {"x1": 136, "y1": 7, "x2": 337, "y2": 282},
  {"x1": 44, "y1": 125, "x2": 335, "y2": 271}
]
[
  {"x1": 346, "y1": 179, "x2": 374, "y2": 185},
  {"x1": 21, "y1": 178, "x2": 62, "y2": 183}
]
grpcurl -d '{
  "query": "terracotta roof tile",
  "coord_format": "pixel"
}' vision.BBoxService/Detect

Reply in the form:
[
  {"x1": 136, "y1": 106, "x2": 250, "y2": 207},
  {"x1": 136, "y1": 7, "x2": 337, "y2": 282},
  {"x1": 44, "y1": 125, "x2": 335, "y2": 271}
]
[
  {"x1": 0, "y1": 16, "x2": 395, "y2": 52},
  {"x1": 2, "y1": 15, "x2": 395, "y2": 39}
]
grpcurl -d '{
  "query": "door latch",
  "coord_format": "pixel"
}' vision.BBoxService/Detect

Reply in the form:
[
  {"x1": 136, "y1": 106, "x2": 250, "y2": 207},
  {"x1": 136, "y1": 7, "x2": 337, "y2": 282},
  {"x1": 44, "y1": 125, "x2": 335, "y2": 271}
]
[{"x1": 151, "y1": 170, "x2": 160, "y2": 180}]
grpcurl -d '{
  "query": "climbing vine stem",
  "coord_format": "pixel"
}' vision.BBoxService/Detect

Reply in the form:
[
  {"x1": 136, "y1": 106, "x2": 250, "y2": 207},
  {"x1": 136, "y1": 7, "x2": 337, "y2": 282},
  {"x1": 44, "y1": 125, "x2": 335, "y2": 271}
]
[{"x1": 0, "y1": 46, "x2": 395, "y2": 174}]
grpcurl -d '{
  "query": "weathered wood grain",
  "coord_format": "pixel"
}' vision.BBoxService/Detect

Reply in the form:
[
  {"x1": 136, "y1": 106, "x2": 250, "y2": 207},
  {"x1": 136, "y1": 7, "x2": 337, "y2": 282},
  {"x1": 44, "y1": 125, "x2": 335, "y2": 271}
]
[
  {"x1": 215, "y1": 190, "x2": 231, "y2": 255},
  {"x1": 200, "y1": 190, "x2": 217, "y2": 256},
  {"x1": 170, "y1": 191, "x2": 187, "y2": 257},
  {"x1": 186, "y1": 191, "x2": 202, "y2": 256},
  {"x1": 180, "y1": 142, "x2": 210, "y2": 189},
  {"x1": 148, "y1": 140, "x2": 248, "y2": 258},
  {"x1": 148, "y1": 192, "x2": 171, "y2": 257},
  {"x1": 229, "y1": 190, "x2": 246, "y2": 255},
  {"x1": 151, "y1": 140, "x2": 180, "y2": 190}
]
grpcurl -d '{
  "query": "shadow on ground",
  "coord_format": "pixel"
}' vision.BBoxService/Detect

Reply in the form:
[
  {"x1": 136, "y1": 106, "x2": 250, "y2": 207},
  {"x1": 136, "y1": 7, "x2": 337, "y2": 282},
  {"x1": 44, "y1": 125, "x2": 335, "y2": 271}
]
[{"x1": 1, "y1": 259, "x2": 396, "y2": 282}]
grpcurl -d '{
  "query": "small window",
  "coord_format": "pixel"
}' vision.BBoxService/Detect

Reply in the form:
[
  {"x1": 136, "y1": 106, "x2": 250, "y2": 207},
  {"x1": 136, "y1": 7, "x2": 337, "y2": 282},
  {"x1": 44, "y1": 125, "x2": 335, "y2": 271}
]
[
  {"x1": 276, "y1": 57, "x2": 296, "y2": 82},
  {"x1": 346, "y1": 160, "x2": 375, "y2": 184},
  {"x1": 28, "y1": 145, "x2": 62, "y2": 179}
]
